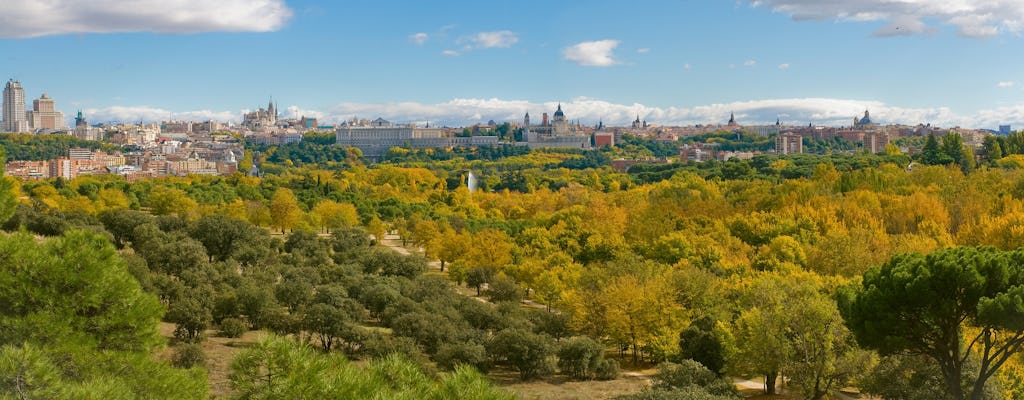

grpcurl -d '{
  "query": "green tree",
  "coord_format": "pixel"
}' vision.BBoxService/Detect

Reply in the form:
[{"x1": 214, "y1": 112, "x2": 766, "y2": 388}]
[
  {"x1": 166, "y1": 295, "x2": 213, "y2": 343},
  {"x1": 840, "y1": 247, "x2": 1024, "y2": 400},
  {"x1": 921, "y1": 133, "x2": 943, "y2": 165},
  {"x1": 678, "y1": 315, "x2": 727, "y2": 376},
  {"x1": 488, "y1": 328, "x2": 554, "y2": 380}
]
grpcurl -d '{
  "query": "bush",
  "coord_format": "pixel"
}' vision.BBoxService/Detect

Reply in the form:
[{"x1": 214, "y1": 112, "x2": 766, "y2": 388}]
[
  {"x1": 488, "y1": 329, "x2": 554, "y2": 380},
  {"x1": 171, "y1": 343, "x2": 206, "y2": 369},
  {"x1": 485, "y1": 275, "x2": 523, "y2": 303},
  {"x1": 651, "y1": 361, "x2": 739, "y2": 398},
  {"x1": 436, "y1": 342, "x2": 491, "y2": 373},
  {"x1": 219, "y1": 318, "x2": 247, "y2": 338},
  {"x1": 557, "y1": 336, "x2": 606, "y2": 380},
  {"x1": 594, "y1": 357, "x2": 620, "y2": 380}
]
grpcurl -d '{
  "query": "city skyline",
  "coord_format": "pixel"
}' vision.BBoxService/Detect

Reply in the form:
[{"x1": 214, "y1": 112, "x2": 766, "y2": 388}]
[{"x1": 3, "y1": 0, "x2": 1024, "y2": 129}]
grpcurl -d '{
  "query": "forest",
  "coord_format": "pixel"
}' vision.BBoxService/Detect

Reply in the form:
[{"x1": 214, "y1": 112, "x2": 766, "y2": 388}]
[{"x1": 4, "y1": 132, "x2": 1024, "y2": 400}]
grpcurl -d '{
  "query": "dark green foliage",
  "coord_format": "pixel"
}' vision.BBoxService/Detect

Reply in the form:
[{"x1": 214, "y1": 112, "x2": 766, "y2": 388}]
[
  {"x1": 364, "y1": 248, "x2": 428, "y2": 278},
  {"x1": 0, "y1": 133, "x2": 118, "y2": 161},
  {"x1": 172, "y1": 343, "x2": 207, "y2": 369},
  {"x1": 486, "y1": 275, "x2": 523, "y2": 303},
  {"x1": 191, "y1": 215, "x2": 268, "y2": 262},
  {"x1": 529, "y1": 310, "x2": 572, "y2": 341},
  {"x1": 229, "y1": 335, "x2": 514, "y2": 400},
  {"x1": 467, "y1": 266, "x2": 495, "y2": 296},
  {"x1": 488, "y1": 328, "x2": 554, "y2": 380},
  {"x1": 391, "y1": 311, "x2": 459, "y2": 354},
  {"x1": 167, "y1": 295, "x2": 212, "y2": 343},
  {"x1": 303, "y1": 303, "x2": 352, "y2": 351},
  {"x1": 613, "y1": 386, "x2": 741, "y2": 400},
  {"x1": 840, "y1": 246, "x2": 1024, "y2": 400},
  {"x1": 649, "y1": 360, "x2": 740, "y2": 398},
  {"x1": 436, "y1": 342, "x2": 491, "y2": 372},
  {"x1": 219, "y1": 317, "x2": 247, "y2": 338},
  {"x1": 677, "y1": 315, "x2": 727, "y2": 375},
  {"x1": 557, "y1": 336, "x2": 617, "y2": 380}
]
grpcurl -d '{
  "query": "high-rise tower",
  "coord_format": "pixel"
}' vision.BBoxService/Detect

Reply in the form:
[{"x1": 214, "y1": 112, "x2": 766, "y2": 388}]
[{"x1": 3, "y1": 80, "x2": 29, "y2": 133}]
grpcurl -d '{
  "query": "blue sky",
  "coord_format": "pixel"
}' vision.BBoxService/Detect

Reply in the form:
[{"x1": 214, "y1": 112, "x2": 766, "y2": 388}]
[{"x1": 3, "y1": 0, "x2": 1024, "y2": 128}]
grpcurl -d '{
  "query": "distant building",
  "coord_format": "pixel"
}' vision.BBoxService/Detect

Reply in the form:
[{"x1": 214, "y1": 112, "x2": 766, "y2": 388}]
[
  {"x1": 594, "y1": 131, "x2": 615, "y2": 147},
  {"x1": 3, "y1": 80, "x2": 29, "y2": 133},
  {"x1": 242, "y1": 99, "x2": 278, "y2": 130},
  {"x1": 864, "y1": 132, "x2": 890, "y2": 154},
  {"x1": 27, "y1": 93, "x2": 64, "y2": 130},
  {"x1": 680, "y1": 143, "x2": 714, "y2": 162},
  {"x1": 521, "y1": 104, "x2": 591, "y2": 149},
  {"x1": 853, "y1": 110, "x2": 875, "y2": 129},
  {"x1": 73, "y1": 110, "x2": 102, "y2": 141},
  {"x1": 336, "y1": 119, "x2": 499, "y2": 159},
  {"x1": 1000, "y1": 125, "x2": 1012, "y2": 135},
  {"x1": 776, "y1": 133, "x2": 803, "y2": 154}
]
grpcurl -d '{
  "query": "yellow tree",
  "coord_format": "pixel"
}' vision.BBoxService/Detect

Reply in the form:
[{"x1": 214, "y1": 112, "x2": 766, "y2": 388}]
[
  {"x1": 96, "y1": 188, "x2": 129, "y2": 210},
  {"x1": 269, "y1": 188, "x2": 300, "y2": 233},
  {"x1": 311, "y1": 200, "x2": 359, "y2": 233},
  {"x1": 147, "y1": 185, "x2": 198, "y2": 217}
]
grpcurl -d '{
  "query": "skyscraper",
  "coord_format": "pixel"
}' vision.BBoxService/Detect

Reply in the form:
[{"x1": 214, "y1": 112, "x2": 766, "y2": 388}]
[
  {"x1": 3, "y1": 80, "x2": 29, "y2": 133},
  {"x1": 27, "y1": 93, "x2": 64, "y2": 130}
]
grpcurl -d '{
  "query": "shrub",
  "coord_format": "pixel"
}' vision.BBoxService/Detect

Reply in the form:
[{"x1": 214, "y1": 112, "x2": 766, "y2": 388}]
[
  {"x1": 171, "y1": 343, "x2": 206, "y2": 369},
  {"x1": 436, "y1": 342, "x2": 491, "y2": 373},
  {"x1": 219, "y1": 318, "x2": 247, "y2": 338},
  {"x1": 557, "y1": 336, "x2": 605, "y2": 380}
]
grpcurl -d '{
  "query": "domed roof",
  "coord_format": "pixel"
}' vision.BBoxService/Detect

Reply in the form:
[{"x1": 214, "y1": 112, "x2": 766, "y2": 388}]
[{"x1": 553, "y1": 103, "x2": 564, "y2": 117}]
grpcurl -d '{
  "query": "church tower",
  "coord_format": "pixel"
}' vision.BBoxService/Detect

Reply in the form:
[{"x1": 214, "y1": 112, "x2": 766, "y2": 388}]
[{"x1": 523, "y1": 112, "x2": 531, "y2": 142}]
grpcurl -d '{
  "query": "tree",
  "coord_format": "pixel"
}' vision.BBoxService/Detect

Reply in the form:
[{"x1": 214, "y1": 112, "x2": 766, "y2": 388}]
[
  {"x1": 678, "y1": 315, "x2": 727, "y2": 375},
  {"x1": 466, "y1": 266, "x2": 495, "y2": 296},
  {"x1": 269, "y1": 187, "x2": 301, "y2": 233},
  {"x1": 840, "y1": 247, "x2": 1024, "y2": 400},
  {"x1": 311, "y1": 200, "x2": 359, "y2": 233},
  {"x1": 557, "y1": 336, "x2": 617, "y2": 380},
  {"x1": 921, "y1": 133, "x2": 943, "y2": 165},
  {"x1": 303, "y1": 303, "x2": 350, "y2": 352},
  {"x1": 167, "y1": 295, "x2": 213, "y2": 343},
  {"x1": 488, "y1": 328, "x2": 554, "y2": 380},
  {"x1": 191, "y1": 214, "x2": 264, "y2": 262},
  {"x1": 148, "y1": 185, "x2": 198, "y2": 216}
]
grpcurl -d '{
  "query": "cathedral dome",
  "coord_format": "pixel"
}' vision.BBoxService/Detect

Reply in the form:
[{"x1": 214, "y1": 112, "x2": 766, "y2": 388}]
[{"x1": 553, "y1": 103, "x2": 564, "y2": 117}]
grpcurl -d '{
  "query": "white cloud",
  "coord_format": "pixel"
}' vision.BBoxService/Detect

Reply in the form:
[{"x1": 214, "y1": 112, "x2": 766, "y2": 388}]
[
  {"x1": 83, "y1": 106, "x2": 240, "y2": 124},
  {"x1": 744, "y1": 60, "x2": 757, "y2": 67},
  {"x1": 683, "y1": 64, "x2": 692, "y2": 70},
  {"x1": 998, "y1": 81, "x2": 1016, "y2": 88},
  {"x1": 778, "y1": 63, "x2": 790, "y2": 70},
  {"x1": 409, "y1": 32, "x2": 428, "y2": 45},
  {"x1": 441, "y1": 50, "x2": 460, "y2": 56},
  {"x1": 749, "y1": 0, "x2": 1024, "y2": 38},
  {"x1": 637, "y1": 48, "x2": 651, "y2": 54},
  {"x1": 87, "y1": 97, "x2": 1024, "y2": 131},
  {"x1": 563, "y1": 40, "x2": 621, "y2": 67},
  {"x1": 0, "y1": 0, "x2": 292, "y2": 38},
  {"x1": 309, "y1": 97, "x2": 1024, "y2": 129},
  {"x1": 470, "y1": 31, "x2": 518, "y2": 48}
]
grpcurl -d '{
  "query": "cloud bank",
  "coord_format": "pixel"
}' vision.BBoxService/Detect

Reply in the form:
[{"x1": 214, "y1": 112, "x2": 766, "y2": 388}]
[
  {"x1": 0, "y1": 0, "x2": 292, "y2": 38},
  {"x1": 83, "y1": 97, "x2": 1024, "y2": 130},
  {"x1": 750, "y1": 0, "x2": 1024, "y2": 37}
]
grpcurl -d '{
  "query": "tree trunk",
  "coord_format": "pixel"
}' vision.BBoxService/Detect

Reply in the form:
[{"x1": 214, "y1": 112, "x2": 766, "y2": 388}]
[
  {"x1": 439, "y1": 260, "x2": 445, "y2": 272},
  {"x1": 765, "y1": 371, "x2": 778, "y2": 395}
]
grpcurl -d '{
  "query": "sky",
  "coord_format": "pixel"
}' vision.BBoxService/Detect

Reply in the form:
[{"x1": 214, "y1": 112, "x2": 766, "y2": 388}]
[{"x1": 3, "y1": 0, "x2": 1024, "y2": 129}]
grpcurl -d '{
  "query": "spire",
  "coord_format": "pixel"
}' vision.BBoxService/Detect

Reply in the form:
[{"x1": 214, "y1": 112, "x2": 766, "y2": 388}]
[
  {"x1": 776, "y1": 117, "x2": 780, "y2": 126},
  {"x1": 728, "y1": 112, "x2": 735, "y2": 124}
]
